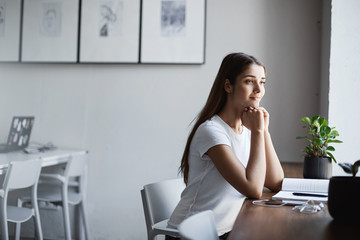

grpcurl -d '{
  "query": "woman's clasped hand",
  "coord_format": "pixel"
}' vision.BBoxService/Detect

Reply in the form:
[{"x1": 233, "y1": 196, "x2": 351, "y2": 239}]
[{"x1": 242, "y1": 106, "x2": 265, "y2": 132}]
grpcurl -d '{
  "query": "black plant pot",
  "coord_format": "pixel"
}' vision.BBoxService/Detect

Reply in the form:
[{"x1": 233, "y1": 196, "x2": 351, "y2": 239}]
[
  {"x1": 328, "y1": 177, "x2": 360, "y2": 224},
  {"x1": 303, "y1": 156, "x2": 332, "y2": 179}
]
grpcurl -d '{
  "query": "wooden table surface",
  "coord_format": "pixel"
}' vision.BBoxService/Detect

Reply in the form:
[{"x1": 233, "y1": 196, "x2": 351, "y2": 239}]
[{"x1": 228, "y1": 162, "x2": 360, "y2": 240}]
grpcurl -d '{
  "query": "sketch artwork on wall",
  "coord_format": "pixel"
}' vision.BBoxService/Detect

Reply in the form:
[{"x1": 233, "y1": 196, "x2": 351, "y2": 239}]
[
  {"x1": 99, "y1": 1, "x2": 123, "y2": 37},
  {"x1": 80, "y1": 0, "x2": 140, "y2": 63},
  {"x1": 0, "y1": 1, "x2": 5, "y2": 37},
  {"x1": 21, "y1": 0, "x2": 79, "y2": 62},
  {"x1": 161, "y1": 0, "x2": 186, "y2": 37},
  {"x1": 40, "y1": 2, "x2": 62, "y2": 37},
  {"x1": 0, "y1": 0, "x2": 21, "y2": 62},
  {"x1": 141, "y1": 0, "x2": 206, "y2": 64},
  {"x1": 0, "y1": 0, "x2": 206, "y2": 64}
]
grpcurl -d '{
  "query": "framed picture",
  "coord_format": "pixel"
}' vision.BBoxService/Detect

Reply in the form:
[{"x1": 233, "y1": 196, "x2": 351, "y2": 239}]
[
  {"x1": 0, "y1": 0, "x2": 21, "y2": 62},
  {"x1": 140, "y1": 0, "x2": 206, "y2": 64},
  {"x1": 21, "y1": 0, "x2": 79, "y2": 62},
  {"x1": 80, "y1": 0, "x2": 140, "y2": 63}
]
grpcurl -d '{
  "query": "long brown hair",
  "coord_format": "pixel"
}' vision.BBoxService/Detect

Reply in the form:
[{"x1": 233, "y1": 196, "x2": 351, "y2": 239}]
[{"x1": 180, "y1": 52, "x2": 265, "y2": 184}]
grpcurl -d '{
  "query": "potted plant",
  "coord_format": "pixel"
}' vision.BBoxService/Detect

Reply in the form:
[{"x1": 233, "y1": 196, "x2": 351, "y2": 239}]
[
  {"x1": 328, "y1": 160, "x2": 360, "y2": 224},
  {"x1": 296, "y1": 115, "x2": 342, "y2": 179}
]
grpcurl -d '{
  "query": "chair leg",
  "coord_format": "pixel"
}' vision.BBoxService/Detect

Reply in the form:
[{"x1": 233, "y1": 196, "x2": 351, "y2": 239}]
[
  {"x1": 32, "y1": 200, "x2": 43, "y2": 240},
  {"x1": 1, "y1": 198, "x2": 9, "y2": 240},
  {"x1": 15, "y1": 198, "x2": 23, "y2": 240},
  {"x1": 61, "y1": 186, "x2": 72, "y2": 240},
  {"x1": 80, "y1": 201, "x2": 90, "y2": 240}
]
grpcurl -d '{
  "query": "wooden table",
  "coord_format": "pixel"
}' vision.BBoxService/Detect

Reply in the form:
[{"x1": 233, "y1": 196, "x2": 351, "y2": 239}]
[{"x1": 228, "y1": 162, "x2": 360, "y2": 240}]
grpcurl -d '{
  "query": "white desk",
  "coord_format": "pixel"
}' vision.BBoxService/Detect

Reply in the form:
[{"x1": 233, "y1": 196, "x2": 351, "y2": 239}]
[
  {"x1": 0, "y1": 148, "x2": 89, "y2": 239},
  {"x1": 0, "y1": 148, "x2": 88, "y2": 174}
]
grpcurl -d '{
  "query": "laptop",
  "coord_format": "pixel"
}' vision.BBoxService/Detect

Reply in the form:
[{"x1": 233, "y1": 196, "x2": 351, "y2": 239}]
[{"x1": 0, "y1": 116, "x2": 34, "y2": 153}]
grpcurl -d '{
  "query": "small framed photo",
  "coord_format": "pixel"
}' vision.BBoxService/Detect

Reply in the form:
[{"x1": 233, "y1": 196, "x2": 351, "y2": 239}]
[
  {"x1": 80, "y1": 0, "x2": 141, "y2": 63},
  {"x1": 0, "y1": 0, "x2": 21, "y2": 62},
  {"x1": 140, "y1": 0, "x2": 206, "y2": 64},
  {"x1": 21, "y1": 0, "x2": 79, "y2": 62}
]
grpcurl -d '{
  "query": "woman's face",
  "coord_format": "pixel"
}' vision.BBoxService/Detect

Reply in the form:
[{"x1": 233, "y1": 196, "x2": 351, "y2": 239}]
[{"x1": 226, "y1": 63, "x2": 266, "y2": 110}]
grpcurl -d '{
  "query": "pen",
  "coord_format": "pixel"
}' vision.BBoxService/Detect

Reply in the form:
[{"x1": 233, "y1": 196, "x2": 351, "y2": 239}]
[{"x1": 292, "y1": 192, "x2": 327, "y2": 198}]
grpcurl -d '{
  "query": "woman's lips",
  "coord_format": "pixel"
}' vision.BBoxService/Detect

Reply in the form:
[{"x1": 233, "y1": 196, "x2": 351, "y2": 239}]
[{"x1": 250, "y1": 97, "x2": 261, "y2": 101}]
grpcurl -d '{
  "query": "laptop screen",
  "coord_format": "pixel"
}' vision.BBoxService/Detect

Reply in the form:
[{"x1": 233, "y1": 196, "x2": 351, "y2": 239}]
[{"x1": 6, "y1": 116, "x2": 34, "y2": 148}]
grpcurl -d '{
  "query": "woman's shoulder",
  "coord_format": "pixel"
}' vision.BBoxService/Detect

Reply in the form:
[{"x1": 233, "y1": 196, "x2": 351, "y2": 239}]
[
  {"x1": 192, "y1": 115, "x2": 232, "y2": 150},
  {"x1": 196, "y1": 115, "x2": 228, "y2": 138},
  {"x1": 199, "y1": 115, "x2": 226, "y2": 130}
]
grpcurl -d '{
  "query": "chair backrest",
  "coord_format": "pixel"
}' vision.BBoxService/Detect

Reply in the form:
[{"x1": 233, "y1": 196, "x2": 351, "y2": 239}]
[
  {"x1": 66, "y1": 153, "x2": 87, "y2": 178},
  {"x1": 142, "y1": 178, "x2": 185, "y2": 227},
  {"x1": 178, "y1": 210, "x2": 218, "y2": 240},
  {"x1": 2, "y1": 159, "x2": 42, "y2": 192}
]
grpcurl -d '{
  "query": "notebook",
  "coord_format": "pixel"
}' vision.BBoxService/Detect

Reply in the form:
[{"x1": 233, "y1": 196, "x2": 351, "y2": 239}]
[
  {"x1": 0, "y1": 116, "x2": 35, "y2": 153},
  {"x1": 272, "y1": 178, "x2": 329, "y2": 202}
]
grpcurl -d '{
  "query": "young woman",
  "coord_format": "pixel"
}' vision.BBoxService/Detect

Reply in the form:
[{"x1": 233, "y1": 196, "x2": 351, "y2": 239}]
[{"x1": 167, "y1": 52, "x2": 284, "y2": 239}]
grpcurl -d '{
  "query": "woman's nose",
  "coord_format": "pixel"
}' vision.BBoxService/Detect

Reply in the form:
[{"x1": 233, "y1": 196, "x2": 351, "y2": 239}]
[{"x1": 253, "y1": 83, "x2": 261, "y2": 93}]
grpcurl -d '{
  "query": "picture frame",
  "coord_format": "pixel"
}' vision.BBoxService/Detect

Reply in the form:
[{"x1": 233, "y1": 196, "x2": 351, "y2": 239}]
[
  {"x1": 80, "y1": 0, "x2": 141, "y2": 63},
  {"x1": 21, "y1": 0, "x2": 79, "y2": 62},
  {"x1": 140, "y1": 0, "x2": 206, "y2": 64},
  {"x1": 0, "y1": 0, "x2": 21, "y2": 62}
]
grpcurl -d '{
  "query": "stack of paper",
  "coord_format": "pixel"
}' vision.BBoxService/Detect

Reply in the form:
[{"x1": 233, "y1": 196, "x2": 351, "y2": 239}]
[{"x1": 272, "y1": 178, "x2": 329, "y2": 202}]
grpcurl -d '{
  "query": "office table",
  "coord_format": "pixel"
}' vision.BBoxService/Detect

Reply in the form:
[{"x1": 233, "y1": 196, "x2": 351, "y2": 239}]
[
  {"x1": 228, "y1": 163, "x2": 360, "y2": 240},
  {"x1": 0, "y1": 148, "x2": 89, "y2": 239},
  {"x1": 0, "y1": 148, "x2": 88, "y2": 174}
]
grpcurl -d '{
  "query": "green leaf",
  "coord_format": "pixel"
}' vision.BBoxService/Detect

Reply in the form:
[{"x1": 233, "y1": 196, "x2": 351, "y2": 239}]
[
  {"x1": 319, "y1": 117, "x2": 328, "y2": 126},
  {"x1": 353, "y1": 160, "x2": 360, "y2": 177},
  {"x1": 326, "y1": 151, "x2": 337, "y2": 163},
  {"x1": 331, "y1": 130, "x2": 339, "y2": 136},
  {"x1": 353, "y1": 160, "x2": 360, "y2": 167},
  {"x1": 301, "y1": 117, "x2": 311, "y2": 125},
  {"x1": 304, "y1": 146, "x2": 313, "y2": 155},
  {"x1": 308, "y1": 129, "x2": 315, "y2": 135},
  {"x1": 328, "y1": 140, "x2": 343, "y2": 144},
  {"x1": 311, "y1": 115, "x2": 319, "y2": 124},
  {"x1": 320, "y1": 131, "x2": 326, "y2": 138},
  {"x1": 320, "y1": 126, "x2": 331, "y2": 136},
  {"x1": 313, "y1": 138, "x2": 323, "y2": 146},
  {"x1": 339, "y1": 163, "x2": 353, "y2": 174},
  {"x1": 326, "y1": 146, "x2": 335, "y2": 151},
  {"x1": 313, "y1": 122, "x2": 320, "y2": 128}
]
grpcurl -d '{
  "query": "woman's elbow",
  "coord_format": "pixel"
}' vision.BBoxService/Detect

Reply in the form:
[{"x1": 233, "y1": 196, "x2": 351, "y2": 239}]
[
  {"x1": 266, "y1": 178, "x2": 283, "y2": 192},
  {"x1": 243, "y1": 187, "x2": 263, "y2": 199},
  {"x1": 248, "y1": 191, "x2": 262, "y2": 200}
]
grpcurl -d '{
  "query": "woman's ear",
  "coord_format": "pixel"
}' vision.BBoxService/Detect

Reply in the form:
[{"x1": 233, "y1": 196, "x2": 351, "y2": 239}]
[{"x1": 224, "y1": 79, "x2": 233, "y2": 94}]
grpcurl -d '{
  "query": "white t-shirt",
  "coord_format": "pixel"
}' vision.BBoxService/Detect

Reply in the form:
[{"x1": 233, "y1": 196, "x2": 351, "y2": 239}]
[{"x1": 168, "y1": 114, "x2": 251, "y2": 235}]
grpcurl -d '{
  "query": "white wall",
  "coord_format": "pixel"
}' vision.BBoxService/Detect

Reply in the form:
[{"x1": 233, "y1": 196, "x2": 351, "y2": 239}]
[
  {"x1": 329, "y1": 0, "x2": 360, "y2": 176},
  {"x1": 320, "y1": 0, "x2": 331, "y2": 119},
  {"x1": 0, "y1": 0, "x2": 322, "y2": 239}
]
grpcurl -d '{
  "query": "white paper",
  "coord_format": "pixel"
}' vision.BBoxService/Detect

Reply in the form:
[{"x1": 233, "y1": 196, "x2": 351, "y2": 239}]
[
  {"x1": 22, "y1": 0, "x2": 79, "y2": 62},
  {"x1": 272, "y1": 178, "x2": 329, "y2": 202},
  {"x1": 0, "y1": 0, "x2": 21, "y2": 62},
  {"x1": 281, "y1": 178, "x2": 329, "y2": 193},
  {"x1": 80, "y1": 0, "x2": 140, "y2": 63}
]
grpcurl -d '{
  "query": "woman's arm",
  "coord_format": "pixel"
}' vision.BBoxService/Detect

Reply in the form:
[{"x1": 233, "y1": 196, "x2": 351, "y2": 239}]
[
  {"x1": 207, "y1": 109, "x2": 266, "y2": 199},
  {"x1": 264, "y1": 131, "x2": 284, "y2": 191},
  {"x1": 258, "y1": 107, "x2": 284, "y2": 191},
  {"x1": 207, "y1": 131, "x2": 266, "y2": 199}
]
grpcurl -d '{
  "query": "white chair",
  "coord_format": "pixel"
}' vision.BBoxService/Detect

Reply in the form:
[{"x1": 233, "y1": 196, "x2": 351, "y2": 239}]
[
  {"x1": 178, "y1": 210, "x2": 218, "y2": 240},
  {"x1": 0, "y1": 159, "x2": 43, "y2": 240},
  {"x1": 141, "y1": 178, "x2": 185, "y2": 240},
  {"x1": 19, "y1": 153, "x2": 90, "y2": 240}
]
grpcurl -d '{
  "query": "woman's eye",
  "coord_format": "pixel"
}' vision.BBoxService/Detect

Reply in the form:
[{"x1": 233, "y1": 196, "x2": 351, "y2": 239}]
[
  {"x1": 245, "y1": 80, "x2": 253, "y2": 83},
  {"x1": 261, "y1": 81, "x2": 266, "y2": 85}
]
